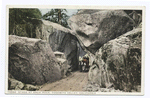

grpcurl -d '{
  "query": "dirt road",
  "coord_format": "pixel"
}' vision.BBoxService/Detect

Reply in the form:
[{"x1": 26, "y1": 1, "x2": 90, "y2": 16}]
[{"x1": 39, "y1": 71, "x2": 88, "y2": 91}]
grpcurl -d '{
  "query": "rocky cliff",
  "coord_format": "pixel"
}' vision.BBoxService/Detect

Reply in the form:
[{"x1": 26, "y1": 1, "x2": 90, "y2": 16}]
[
  {"x1": 35, "y1": 20, "x2": 86, "y2": 71},
  {"x1": 88, "y1": 26, "x2": 142, "y2": 92},
  {"x1": 9, "y1": 35, "x2": 61, "y2": 85},
  {"x1": 68, "y1": 10, "x2": 135, "y2": 54}
]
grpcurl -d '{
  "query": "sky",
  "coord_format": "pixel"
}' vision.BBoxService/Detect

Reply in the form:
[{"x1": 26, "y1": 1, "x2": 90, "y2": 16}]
[{"x1": 39, "y1": 9, "x2": 78, "y2": 17}]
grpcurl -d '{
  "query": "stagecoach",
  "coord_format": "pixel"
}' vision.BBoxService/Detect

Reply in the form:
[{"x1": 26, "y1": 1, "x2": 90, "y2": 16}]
[{"x1": 79, "y1": 56, "x2": 90, "y2": 72}]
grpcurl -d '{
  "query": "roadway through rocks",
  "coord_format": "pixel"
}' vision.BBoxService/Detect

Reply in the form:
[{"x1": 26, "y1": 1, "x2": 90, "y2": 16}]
[{"x1": 39, "y1": 71, "x2": 88, "y2": 91}]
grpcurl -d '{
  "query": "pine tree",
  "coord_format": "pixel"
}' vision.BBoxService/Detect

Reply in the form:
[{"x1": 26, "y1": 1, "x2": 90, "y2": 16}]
[
  {"x1": 9, "y1": 8, "x2": 42, "y2": 37},
  {"x1": 42, "y1": 9, "x2": 69, "y2": 28}
]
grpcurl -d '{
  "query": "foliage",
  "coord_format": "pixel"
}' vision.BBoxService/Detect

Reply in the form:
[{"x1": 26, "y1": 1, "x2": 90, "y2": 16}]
[
  {"x1": 9, "y1": 8, "x2": 42, "y2": 38},
  {"x1": 42, "y1": 9, "x2": 69, "y2": 28}
]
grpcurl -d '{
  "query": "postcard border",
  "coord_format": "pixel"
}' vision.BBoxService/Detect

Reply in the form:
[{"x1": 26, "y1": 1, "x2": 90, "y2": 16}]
[{"x1": 5, "y1": 5, "x2": 146, "y2": 95}]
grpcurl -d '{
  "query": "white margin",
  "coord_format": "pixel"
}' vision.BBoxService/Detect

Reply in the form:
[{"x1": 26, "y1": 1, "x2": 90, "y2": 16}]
[{"x1": 5, "y1": 5, "x2": 146, "y2": 95}]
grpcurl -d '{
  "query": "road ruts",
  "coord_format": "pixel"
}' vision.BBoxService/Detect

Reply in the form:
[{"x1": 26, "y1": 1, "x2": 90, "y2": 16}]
[{"x1": 39, "y1": 71, "x2": 88, "y2": 91}]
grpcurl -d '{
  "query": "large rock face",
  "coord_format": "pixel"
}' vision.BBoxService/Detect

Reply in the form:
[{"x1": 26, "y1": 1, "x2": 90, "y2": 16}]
[
  {"x1": 67, "y1": 10, "x2": 135, "y2": 53},
  {"x1": 9, "y1": 35, "x2": 61, "y2": 85},
  {"x1": 88, "y1": 27, "x2": 142, "y2": 92},
  {"x1": 49, "y1": 31, "x2": 82, "y2": 70},
  {"x1": 36, "y1": 20, "x2": 86, "y2": 71},
  {"x1": 35, "y1": 20, "x2": 71, "y2": 42}
]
